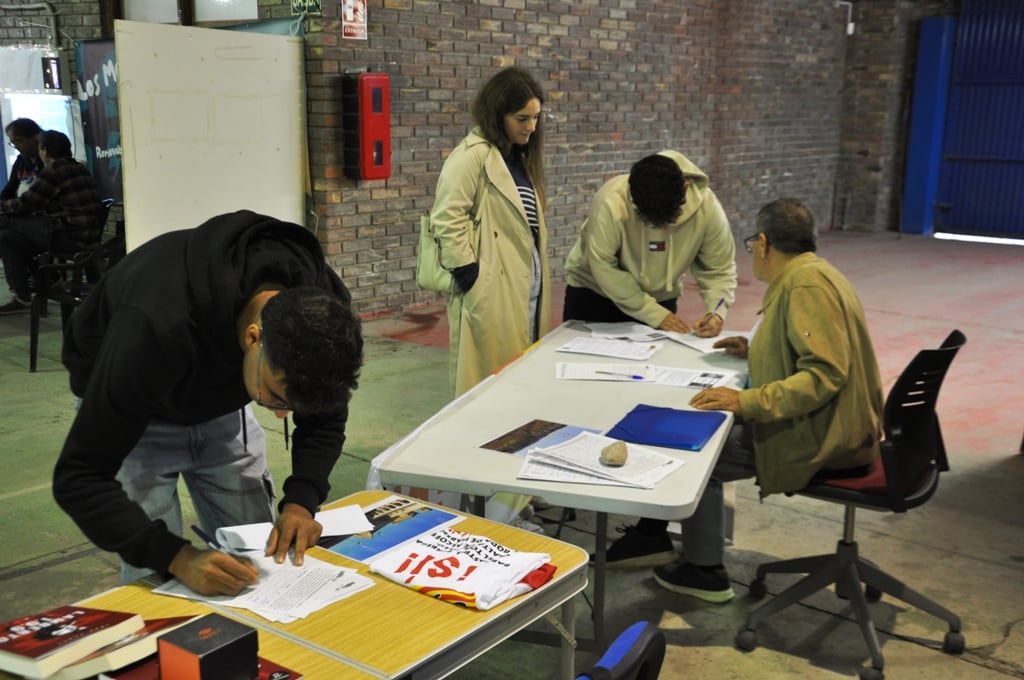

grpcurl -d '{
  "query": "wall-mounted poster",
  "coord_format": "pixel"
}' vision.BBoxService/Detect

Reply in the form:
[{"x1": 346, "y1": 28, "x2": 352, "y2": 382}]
[
  {"x1": 342, "y1": 0, "x2": 366, "y2": 40},
  {"x1": 74, "y1": 40, "x2": 122, "y2": 202}
]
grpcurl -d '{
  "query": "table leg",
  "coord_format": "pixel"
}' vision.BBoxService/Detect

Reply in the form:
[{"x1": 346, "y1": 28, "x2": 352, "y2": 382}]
[
  {"x1": 593, "y1": 511, "x2": 607, "y2": 648},
  {"x1": 560, "y1": 596, "x2": 576, "y2": 679}
]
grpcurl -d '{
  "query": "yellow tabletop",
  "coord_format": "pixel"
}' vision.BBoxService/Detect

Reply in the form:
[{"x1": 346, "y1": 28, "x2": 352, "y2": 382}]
[
  {"x1": 263, "y1": 489, "x2": 589, "y2": 678},
  {"x1": 0, "y1": 490, "x2": 586, "y2": 680}
]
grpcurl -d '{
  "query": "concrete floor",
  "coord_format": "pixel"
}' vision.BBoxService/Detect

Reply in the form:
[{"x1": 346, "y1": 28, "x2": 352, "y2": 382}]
[{"x1": 0, "y1": 230, "x2": 1022, "y2": 679}]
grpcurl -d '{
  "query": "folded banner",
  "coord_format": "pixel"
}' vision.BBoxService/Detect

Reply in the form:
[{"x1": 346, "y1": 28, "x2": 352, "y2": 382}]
[{"x1": 368, "y1": 528, "x2": 555, "y2": 610}]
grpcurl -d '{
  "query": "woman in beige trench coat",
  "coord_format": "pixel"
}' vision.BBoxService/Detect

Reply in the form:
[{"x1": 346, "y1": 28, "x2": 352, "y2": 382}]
[
  {"x1": 432, "y1": 67, "x2": 552, "y2": 398},
  {"x1": 430, "y1": 67, "x2": 553, "y2": 526}
]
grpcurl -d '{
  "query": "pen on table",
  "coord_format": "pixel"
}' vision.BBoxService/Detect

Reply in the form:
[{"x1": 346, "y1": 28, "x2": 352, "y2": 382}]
[{"x1": 596, "y1": 370, "x2": 645, "y2": 380}]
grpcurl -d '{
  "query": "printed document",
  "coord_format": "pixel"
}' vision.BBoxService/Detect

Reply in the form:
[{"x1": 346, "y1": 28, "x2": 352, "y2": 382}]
[
  {"x1": 556, "y1": 336, "x2": 662, "y2": 361},
  {"x1": 518, "y1": 431, "x2": 683, "y2": 489},
  {"x1": 153, "y1": 553, "x2": 374, "y2": 623},
  {"x1": 584, "y1": 321, "x2": 748, "y2": 354},
  {"x1": 555, "y1": 362, "x2": 737, "y2": 388}
]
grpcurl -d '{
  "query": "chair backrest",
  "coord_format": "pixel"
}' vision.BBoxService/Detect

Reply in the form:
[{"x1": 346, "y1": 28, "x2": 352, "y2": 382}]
[
  {"x1": 576, "y1": 621, "x2": 666, "y2": 680},
  {"x1": 879, "y1": 329, "x2": 966, "y2": 511}
]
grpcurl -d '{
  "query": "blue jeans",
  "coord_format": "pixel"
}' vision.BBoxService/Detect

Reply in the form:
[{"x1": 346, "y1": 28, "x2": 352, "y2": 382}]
[
  {"x1": 113, "y1": 405, "x2": 276, "y2": 583},
  {"x1": 678, "y1": 421, "x2": 756, "y2": 566}
]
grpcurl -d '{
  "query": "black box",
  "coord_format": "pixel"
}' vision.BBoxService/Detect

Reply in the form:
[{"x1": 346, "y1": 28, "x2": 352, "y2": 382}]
[{"x1": 157, "y1": 613, "x2": 257, "y2": 680}]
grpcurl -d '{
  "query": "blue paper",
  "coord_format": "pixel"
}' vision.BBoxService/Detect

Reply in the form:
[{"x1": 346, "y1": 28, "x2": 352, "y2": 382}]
[{"x1": 605, "y1": 404, "x2": 728, "y2": 451}]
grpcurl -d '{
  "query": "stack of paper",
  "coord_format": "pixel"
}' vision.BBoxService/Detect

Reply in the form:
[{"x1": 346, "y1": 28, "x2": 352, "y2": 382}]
[
  {"x1": 153, "y1": 554, "x2": 374, "y2": 623},
  {"x1": 518, "y1": 431, "x2": 683, "y2": 488}
]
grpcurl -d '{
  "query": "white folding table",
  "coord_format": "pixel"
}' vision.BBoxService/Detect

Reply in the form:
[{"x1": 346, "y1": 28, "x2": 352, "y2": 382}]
[{"x1": 372, "y1": 321, "x2": 749, "y2": 645}]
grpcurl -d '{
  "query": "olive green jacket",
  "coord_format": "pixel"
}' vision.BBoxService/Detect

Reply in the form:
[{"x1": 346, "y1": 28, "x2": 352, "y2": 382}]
[{"x1": 738, "y1": 253, "x2": 883, "y2": 495}]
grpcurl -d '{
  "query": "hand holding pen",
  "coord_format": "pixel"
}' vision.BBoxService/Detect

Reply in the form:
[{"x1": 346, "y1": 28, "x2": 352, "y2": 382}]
[
  {"x1": 165, "y1": 525, "x2": 260, "y2": 597},
  {"x1": 694, "y1": 297, "x2": 726, "y2": 338}
]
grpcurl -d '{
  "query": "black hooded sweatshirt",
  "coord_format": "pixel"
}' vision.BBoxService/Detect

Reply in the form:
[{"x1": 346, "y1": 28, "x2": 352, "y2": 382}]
[{"x1": 54, "y1": 210, "x2": 353, "y2": 576}]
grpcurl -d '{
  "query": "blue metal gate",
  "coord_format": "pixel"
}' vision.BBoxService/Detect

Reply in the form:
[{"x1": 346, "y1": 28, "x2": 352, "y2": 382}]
[{"x1": 935, "y1": 0, "x2": 1024, "y2": 239}]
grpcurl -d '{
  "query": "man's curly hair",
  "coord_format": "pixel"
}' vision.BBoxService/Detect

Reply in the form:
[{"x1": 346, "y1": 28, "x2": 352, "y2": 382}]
[
  {"x1": 628, "y1": 154, "x2": 687, "y2": 227},
  {"x1": 260, "y1": 287, "x2": 363, "y2": 414}
]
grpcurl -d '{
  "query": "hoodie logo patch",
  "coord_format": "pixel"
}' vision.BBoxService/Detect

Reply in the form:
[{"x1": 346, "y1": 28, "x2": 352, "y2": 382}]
[{"x1": 648, "y1": 241, "x2": 666, "y2": 252}]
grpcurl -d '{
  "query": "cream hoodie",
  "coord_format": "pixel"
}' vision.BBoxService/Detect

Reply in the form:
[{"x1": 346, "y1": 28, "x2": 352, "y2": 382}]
[{"x1": 565, "y1": 150, "x2": 737, "y2": 327}]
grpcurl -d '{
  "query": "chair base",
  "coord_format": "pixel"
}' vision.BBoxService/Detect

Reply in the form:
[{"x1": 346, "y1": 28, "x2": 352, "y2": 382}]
[{"x1": 736, "y1": 539, "x2": 964, "y2": 679}]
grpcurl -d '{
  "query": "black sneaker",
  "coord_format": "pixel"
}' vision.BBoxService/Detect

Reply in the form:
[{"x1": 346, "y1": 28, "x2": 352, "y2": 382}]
[
  {"x1": 589, "y1": 525, "x2": 676, "y2": 569},
  {"x1": 0, "y1": 297, "x2": 30, "y2": 315},
  {"x1": 653, "y1": 561, "x2": 735, "y2": 603}
]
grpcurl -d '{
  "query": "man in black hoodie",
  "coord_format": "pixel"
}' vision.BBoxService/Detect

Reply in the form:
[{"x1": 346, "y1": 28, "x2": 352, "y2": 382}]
[{"x1": 53, "y1": 210, "x2": 364, "y2": 596}]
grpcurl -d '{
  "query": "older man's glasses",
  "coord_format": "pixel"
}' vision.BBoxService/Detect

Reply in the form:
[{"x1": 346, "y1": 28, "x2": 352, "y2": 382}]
[
  {"x1": 255, "y1": 336, "x2": 292, "y2": 411},
  {"x1": 743, "y1": 233, "x2": 766, "y2": 254}
]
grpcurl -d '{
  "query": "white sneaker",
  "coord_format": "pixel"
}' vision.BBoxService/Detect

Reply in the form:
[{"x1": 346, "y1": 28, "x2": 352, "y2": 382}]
[{"x1": 508, "y1": 516, "x2": 545, "y2": 534}]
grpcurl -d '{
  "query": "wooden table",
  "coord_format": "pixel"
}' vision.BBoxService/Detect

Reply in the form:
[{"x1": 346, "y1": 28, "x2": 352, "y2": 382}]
[{"x1": 1, "y1": 490, "x2": 588, "y2": 680}]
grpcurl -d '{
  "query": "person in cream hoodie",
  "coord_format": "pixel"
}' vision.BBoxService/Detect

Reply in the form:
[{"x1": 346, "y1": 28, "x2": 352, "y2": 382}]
[{"x1": 563, "y1": 150, "x2": 737, "y2": 338}]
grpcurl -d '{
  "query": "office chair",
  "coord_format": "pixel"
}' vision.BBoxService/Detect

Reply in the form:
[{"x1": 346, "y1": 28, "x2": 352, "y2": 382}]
[
  {"x1": 735, "y1": 330, "x2": 967, "y2": 680},
  {"x1": 28, "y1": 220, "x2": 125, "y2": 372},
  {"x1": 576, "y1": 621, "x2": 666, "y2": 680}
]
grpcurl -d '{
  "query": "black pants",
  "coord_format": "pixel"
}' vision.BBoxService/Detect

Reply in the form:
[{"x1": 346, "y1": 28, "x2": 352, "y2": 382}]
[
  {"x1": 0, "y1": 214, "x2": 63, "y2": 300},
  {"x1": 562, "y1": 284, "x2": 677, "y2": 324}
]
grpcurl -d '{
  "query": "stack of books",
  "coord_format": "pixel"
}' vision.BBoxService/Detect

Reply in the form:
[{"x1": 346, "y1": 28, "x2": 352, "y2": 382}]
[{"x1": 0, "y1": 605, "x2": 301, "y2": 679}]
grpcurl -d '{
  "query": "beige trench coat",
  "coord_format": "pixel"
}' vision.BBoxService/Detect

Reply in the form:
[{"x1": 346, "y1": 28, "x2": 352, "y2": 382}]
[{"x1": 432, "y1": 130, "x2": 552, "y2": 397}]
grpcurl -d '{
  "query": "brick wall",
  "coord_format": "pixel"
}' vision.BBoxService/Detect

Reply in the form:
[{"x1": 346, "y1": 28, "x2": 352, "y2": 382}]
[
  {"x1": 836, "y1": 0, "x2": 956, "y2": 232},
  {"x1": 0, "y1": 0, "x2": 950, "y2": 316}
]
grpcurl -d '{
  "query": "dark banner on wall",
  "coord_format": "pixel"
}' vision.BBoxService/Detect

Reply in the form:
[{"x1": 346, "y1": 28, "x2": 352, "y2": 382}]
[{"x1": 74, "y1": 39, "x2": 122, "y2": 203}]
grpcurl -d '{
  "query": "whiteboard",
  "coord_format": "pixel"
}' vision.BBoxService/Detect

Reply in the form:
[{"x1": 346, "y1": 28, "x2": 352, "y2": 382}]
[{"x1": 115, "y1": 20, "x2": 306, "y2": 251}]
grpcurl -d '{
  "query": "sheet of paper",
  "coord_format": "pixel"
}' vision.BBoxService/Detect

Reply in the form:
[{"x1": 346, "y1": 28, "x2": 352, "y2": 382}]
[
  {"x1": 518, "y1": 431, "x2": 683, "y2": 489},
  {"x1": 153, "y1": 553, "x2": 375, "y2": 623},
  {"x1": 556, "y1": 336, "x2": 661, "y2": 361},
  {"x1": 517, "y1": 457, "x2": 639, "y2": 487},
  {"x1": 215, "y1": 504, "x2": 374, "y2": 551},
  {"x1": 555, "y1": 362, "x2": 655, "y2": 382},
  {"x1": 660, "y1": 330, "x2": 750, "y2": 353},
  {"x1": 554, "y1": 362, "x2": 737, "y2": 389},
  {"x1": 583, "y1": 322, "x2": 663, "y2": 342},
  {"x1": 651, "y1": 366, "x2": 737, "y2": 389}
]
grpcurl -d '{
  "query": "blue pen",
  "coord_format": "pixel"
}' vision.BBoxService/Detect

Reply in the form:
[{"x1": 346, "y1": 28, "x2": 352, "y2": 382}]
[
  {"x1": 596, "y1": 370, "x2": 645, "y2": 380},
  {"x1": 191, "y1": 524, "x2": 225, "y2": 552},
  {"x1": 712, "y1": 297, "x2": 725, "y2": 316}
]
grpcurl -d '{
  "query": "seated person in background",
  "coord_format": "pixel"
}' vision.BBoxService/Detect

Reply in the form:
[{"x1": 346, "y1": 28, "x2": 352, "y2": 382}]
[
  {"x1": 53, "y1": 210, "x2": 364, "y2": 597},
  {"x1": 2, "y1": 118, "x2": 44, "y2": 199},
  {"x1": 0, "y1": 129, "x2": 106, "y2": 313},
  {"x1": 562, "y1": 150, "x2": 737, "y2": 337},
  {"x1": 601, "y1": 198, "x2": 883, "y2": 605}
]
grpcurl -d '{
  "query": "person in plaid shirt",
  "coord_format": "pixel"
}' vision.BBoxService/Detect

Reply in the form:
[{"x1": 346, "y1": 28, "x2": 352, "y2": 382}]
[{"x1": 0, "y1": 130, "x2": 106, "y2": 314}]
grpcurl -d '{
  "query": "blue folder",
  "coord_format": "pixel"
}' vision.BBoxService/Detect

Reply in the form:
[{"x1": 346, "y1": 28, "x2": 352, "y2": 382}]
[{"x1": 605, "y1": 403, "x2": 728, "y2": 451}]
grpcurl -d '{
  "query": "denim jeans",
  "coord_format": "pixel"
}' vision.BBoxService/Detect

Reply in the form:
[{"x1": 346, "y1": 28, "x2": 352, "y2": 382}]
[
  {"x1": 113, "y1": 405, "x2": 275, "y2": 583},
  {"x1": 678, "y1": 421, "x2": 756, "y2": 566}
]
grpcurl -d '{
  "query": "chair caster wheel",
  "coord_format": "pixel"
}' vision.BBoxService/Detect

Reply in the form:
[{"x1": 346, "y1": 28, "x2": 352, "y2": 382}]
[
  {"x1": 865, "y1": 585, "x2": 882, "y2": 603},
  {"x1": 748, "y1": 577, "x2": 767, "y2": 600},
  {"x1": 735, "y1": 628, "x2": 757, "y2": 652},
  {"x1": 858, "y1": 666, "x2": 884, "y2": 680},
  {"x1": 943, "y1": 630, "x2": 965, "y2": 654}
]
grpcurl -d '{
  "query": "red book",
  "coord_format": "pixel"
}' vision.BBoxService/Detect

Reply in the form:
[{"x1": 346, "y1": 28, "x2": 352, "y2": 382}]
[
  {"x1": 0, "y1": 605, "x2": 143, "y2": 679},
  {"x1": 98, "y1": 654, "x2": 303, "y2": 679},
  {"x1": 51, "y1": 616, "x2": 197, "y2": 680}
]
